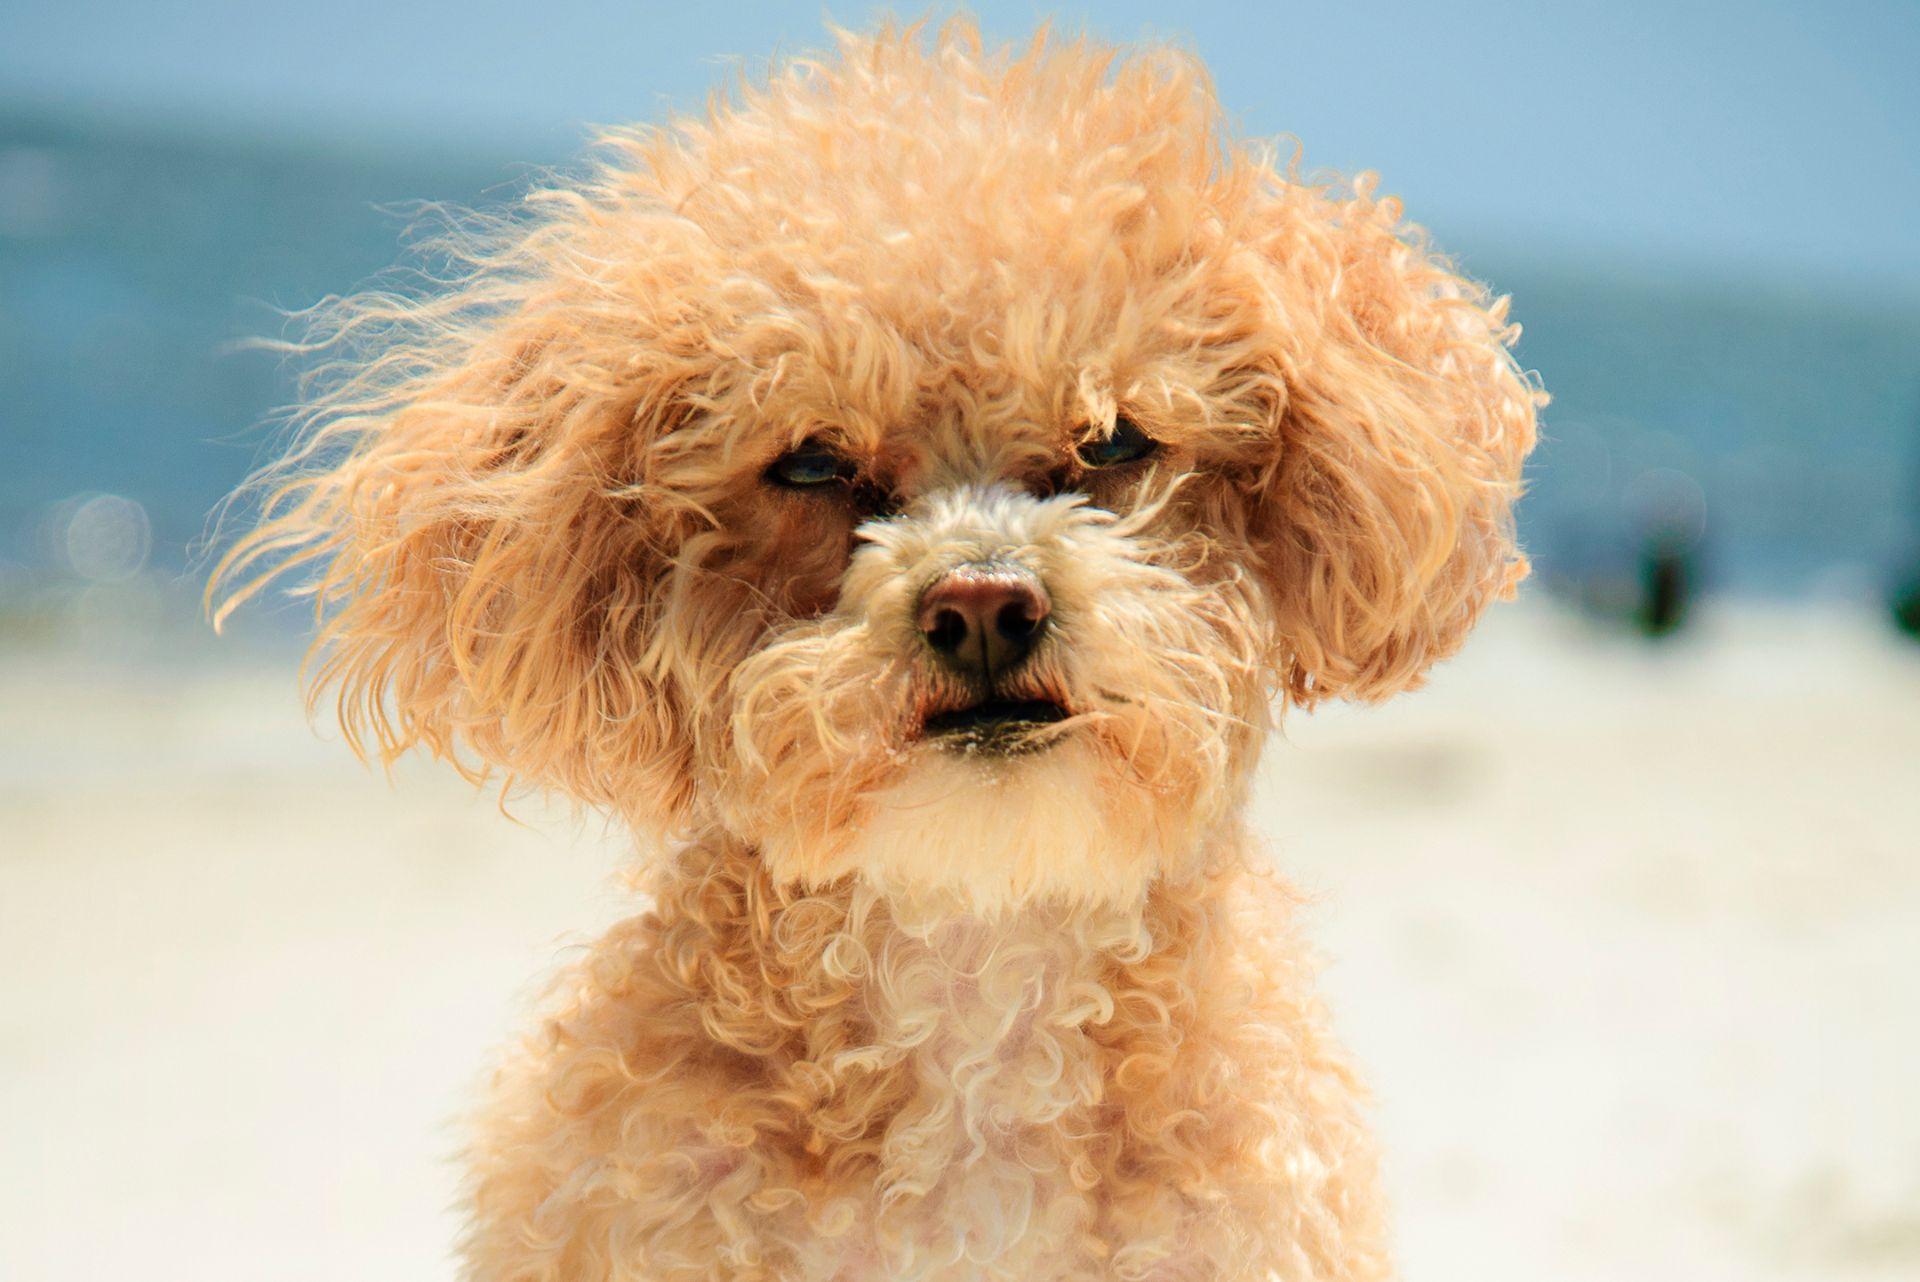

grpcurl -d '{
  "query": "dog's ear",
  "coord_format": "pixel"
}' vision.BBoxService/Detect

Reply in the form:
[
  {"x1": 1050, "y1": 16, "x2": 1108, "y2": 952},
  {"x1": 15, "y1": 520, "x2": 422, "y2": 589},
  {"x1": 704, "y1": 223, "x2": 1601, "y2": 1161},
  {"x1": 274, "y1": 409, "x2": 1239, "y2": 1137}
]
[
  {"x1": 211, "y1": 188, "x2": 718, "y2": 826},
  {"x1": 1247, "y1": 174, "x2": 1541, "y2": 706}
]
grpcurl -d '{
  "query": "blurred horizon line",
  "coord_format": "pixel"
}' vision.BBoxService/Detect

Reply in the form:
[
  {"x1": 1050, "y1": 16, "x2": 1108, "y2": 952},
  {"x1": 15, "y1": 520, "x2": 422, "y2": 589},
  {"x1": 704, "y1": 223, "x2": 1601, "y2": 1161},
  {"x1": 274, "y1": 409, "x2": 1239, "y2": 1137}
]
[{"x1": 6, "y1": 95, "x2": 1920, "y2": 626}]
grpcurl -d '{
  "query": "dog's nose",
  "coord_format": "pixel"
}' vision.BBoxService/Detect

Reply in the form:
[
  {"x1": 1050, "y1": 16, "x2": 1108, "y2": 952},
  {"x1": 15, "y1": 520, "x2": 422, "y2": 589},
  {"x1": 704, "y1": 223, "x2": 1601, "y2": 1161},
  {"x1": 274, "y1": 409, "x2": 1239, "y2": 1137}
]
[{"x1": 916, "y1": 562, "x2": 1051, "y2": 680}]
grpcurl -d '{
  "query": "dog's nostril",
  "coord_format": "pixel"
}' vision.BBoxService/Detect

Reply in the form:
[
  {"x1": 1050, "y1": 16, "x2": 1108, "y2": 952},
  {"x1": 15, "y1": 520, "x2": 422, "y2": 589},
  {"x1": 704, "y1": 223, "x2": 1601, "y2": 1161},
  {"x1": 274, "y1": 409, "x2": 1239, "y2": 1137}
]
[
  {"x1": 995, "y1": 600, "x2": 1043, "y2": 641},
  {"x1": 926, "y1": 607, "x2": 969, "y2": 656}
]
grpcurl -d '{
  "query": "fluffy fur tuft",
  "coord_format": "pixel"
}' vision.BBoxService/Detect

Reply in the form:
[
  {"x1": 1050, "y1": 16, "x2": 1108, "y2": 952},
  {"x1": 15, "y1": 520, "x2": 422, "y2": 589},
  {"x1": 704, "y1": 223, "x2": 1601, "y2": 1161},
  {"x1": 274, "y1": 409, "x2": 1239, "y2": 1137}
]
[{"x1": 213, "y1": 17, "x2": 1539, "y2": 1281}]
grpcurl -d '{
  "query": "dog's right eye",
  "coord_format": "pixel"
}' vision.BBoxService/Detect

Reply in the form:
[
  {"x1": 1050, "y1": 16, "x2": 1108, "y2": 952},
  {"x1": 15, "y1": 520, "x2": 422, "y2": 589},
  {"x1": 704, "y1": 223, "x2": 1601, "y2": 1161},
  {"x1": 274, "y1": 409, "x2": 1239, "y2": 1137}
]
[
  {"x1": 766, "y1": 444, "x2": 857, "y2": 489},
  {"x1": 1076, "y1": 416, "x2": 1159, "y2": 470}
]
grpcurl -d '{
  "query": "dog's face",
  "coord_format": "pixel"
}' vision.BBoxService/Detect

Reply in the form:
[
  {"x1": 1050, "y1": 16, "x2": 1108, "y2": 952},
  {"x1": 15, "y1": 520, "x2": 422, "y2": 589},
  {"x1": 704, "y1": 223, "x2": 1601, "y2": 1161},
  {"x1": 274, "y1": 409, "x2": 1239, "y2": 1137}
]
[{"x1": 218, "y1": 25, "x2": 1538, "y2": 911}]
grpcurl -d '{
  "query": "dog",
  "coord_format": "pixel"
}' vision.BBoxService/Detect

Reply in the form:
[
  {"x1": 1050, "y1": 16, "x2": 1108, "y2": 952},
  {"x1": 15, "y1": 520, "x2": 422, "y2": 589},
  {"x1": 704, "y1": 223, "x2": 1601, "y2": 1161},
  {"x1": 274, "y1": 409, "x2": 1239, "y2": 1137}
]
[{"x1": 215, "y1": 19, "x2": 1538, "y2": 1282}]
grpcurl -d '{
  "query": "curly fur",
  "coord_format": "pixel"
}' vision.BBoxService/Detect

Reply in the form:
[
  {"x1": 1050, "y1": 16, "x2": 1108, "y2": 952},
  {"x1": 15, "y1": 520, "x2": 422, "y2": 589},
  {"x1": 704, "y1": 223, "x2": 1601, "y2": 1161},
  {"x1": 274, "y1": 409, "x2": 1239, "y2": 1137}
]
[{"x1": 212, "y1": 17, "x2": 1540, "y2": 1282}]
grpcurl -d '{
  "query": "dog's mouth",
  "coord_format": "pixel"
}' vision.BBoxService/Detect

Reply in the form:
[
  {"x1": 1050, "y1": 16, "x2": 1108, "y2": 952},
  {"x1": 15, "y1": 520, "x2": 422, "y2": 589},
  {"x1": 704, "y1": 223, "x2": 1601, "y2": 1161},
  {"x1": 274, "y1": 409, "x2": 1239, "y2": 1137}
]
[{"x1": 921, "y1": 696, "x2": 1070, "y2": 754}]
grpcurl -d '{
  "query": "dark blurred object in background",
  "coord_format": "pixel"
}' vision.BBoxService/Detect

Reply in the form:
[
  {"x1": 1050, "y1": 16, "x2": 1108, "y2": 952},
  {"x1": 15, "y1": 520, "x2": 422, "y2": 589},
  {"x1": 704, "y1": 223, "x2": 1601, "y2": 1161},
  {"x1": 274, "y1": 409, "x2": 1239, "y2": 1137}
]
[
  {"x1": 1893, "y1": 574, "x2": 1920, "y2": 639},
  {"x1": 1891, "y1": 404, "x2": 1920, "y2": 641},
  {"x1": 1630, "y1": 465, "x2": 1706, "y2": 638},
  {"x1": 1635, "y1": 530, "x2": 1694, "y2": 640}
]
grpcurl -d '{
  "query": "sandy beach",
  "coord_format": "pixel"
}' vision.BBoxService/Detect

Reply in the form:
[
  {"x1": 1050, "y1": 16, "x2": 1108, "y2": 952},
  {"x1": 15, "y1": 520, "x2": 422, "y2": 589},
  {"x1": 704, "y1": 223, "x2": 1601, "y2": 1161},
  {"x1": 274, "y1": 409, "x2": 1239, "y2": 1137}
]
[{"x1": 4, "y1": 601, "x2": 1917, "y2": 1281}]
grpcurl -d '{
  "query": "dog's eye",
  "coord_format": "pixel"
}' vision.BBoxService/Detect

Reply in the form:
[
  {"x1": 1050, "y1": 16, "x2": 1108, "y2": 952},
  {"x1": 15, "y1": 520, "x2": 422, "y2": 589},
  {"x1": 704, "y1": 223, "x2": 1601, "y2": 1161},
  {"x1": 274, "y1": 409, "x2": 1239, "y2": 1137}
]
[
  {"x1": 1076, "y1": 417, "x2": 1159, "y2": 469},
  {"x1": 766, "y1": 444, "x2": 857, "y2": 489}
]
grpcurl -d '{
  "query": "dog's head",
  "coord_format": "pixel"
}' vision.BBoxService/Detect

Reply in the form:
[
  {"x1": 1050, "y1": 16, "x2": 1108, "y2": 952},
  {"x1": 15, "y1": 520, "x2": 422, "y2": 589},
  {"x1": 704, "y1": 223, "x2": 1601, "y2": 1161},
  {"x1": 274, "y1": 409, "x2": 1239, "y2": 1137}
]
[{"x1": 215, "y1": 23, "x2": 1538, "y2": 911}]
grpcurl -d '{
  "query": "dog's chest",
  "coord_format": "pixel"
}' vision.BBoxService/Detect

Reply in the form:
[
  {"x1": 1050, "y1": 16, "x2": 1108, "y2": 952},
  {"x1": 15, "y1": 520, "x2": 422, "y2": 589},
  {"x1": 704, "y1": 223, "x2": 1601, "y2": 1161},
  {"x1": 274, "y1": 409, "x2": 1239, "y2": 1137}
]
[{"x1": 804, "y1": 915, "x2": 1122, "y2": 1282}]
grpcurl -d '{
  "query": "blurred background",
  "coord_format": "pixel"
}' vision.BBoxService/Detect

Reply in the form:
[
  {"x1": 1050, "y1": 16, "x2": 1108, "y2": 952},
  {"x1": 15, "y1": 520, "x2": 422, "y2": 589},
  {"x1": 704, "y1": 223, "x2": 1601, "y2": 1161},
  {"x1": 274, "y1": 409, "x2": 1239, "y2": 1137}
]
[{"x1": 3, "y1": 3, "x2": 1916, "y2": 1281}]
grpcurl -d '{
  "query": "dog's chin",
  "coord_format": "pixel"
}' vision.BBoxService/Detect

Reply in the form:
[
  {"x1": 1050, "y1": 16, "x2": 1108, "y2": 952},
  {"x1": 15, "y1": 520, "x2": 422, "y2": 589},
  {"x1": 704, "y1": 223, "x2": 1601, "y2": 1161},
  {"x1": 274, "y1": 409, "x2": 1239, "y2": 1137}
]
[{"x1": 757, "y1": 733, "x2": 1196, "y2": 916}]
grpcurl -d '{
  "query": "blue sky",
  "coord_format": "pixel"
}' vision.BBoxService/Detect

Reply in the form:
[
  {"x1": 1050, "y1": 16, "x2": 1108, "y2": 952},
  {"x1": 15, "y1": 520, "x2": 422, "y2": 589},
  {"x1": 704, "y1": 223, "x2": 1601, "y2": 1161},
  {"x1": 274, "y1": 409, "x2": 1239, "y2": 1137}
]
[{"x1": 5, "y1": 1, "x2": 1918, "y2": 292}]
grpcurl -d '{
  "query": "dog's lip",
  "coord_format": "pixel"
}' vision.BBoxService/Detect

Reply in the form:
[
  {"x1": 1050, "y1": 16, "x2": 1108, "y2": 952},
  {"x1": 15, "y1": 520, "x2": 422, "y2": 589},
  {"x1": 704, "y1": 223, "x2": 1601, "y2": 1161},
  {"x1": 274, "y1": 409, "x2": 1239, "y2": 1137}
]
[{"x1": 922, "y1": 697, "x2": 1071, "y2": 737}]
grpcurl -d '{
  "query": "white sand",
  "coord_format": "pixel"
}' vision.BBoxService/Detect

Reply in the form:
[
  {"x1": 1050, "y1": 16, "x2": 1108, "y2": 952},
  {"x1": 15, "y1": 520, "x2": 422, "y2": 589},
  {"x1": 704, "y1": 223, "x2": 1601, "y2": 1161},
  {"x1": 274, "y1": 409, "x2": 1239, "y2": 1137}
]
[{"x1": 3, "y1": 603, "x2": 1917, "y2": 1281}]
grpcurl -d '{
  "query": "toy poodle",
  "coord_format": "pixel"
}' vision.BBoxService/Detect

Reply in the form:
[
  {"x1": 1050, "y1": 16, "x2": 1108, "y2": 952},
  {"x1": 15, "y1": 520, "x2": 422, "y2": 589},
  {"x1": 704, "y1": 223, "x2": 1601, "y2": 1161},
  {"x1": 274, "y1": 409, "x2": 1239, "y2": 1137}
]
[{"x1": 215, "y1": 19, "x2": 1539, "y2": 1282}]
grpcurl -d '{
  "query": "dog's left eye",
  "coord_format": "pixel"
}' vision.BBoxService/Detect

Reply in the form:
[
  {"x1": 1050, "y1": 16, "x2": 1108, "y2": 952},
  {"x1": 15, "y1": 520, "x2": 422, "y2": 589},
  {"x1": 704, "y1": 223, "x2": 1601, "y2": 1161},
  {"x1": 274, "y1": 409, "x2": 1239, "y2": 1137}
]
[
  {"x1": 766, "y1": 444, "x2": 857, "y2": 489},
  {"x1": 1076, "y1": 417, "x2": 1159, "y2": 469}
]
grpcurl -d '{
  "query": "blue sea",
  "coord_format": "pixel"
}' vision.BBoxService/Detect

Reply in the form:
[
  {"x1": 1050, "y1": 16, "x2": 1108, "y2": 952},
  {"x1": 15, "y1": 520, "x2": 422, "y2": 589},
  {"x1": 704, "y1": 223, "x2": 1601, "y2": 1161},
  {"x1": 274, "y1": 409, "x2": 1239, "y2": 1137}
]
[{"x1": 4, "y1": 108, "x2": 1918, "y2": 618}]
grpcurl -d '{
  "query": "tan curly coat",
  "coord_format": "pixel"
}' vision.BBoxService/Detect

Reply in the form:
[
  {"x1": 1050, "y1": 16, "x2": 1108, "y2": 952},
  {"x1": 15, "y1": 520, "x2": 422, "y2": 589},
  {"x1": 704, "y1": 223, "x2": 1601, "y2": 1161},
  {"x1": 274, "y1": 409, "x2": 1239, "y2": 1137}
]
[{"x1": 215, "y1": 18, "x2": 1539, "y2": 1281}]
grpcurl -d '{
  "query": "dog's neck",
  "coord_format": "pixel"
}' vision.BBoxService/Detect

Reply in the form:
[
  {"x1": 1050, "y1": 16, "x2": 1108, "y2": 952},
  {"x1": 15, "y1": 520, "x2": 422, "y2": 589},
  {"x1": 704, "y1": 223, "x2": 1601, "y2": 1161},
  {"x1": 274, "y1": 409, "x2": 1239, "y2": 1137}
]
[
  {"x1": 847, "y1": 885, "x2": 1157, "y2": 1075},
  {"x1": 627, "y1": 830, "x2": 1266, "y2": 1279},
  {"x1": 649, "y1": 828, "x2": 1245, "y2": 1083}
]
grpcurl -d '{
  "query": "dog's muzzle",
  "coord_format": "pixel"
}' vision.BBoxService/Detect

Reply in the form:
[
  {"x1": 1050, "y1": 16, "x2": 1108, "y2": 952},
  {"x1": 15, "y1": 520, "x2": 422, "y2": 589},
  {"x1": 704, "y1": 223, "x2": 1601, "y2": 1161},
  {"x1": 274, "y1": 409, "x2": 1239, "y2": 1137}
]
[{"x1": 914, "y1": 560, "x2": 1068, "y2": 751}]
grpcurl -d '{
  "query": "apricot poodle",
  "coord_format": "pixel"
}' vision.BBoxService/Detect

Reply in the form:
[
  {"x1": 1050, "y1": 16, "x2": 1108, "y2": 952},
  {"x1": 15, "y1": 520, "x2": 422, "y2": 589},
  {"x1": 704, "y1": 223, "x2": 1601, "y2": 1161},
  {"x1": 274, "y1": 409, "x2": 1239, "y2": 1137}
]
[{"x1": 215, "y1": 19, "x2": 1539, "y2": 1282}]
